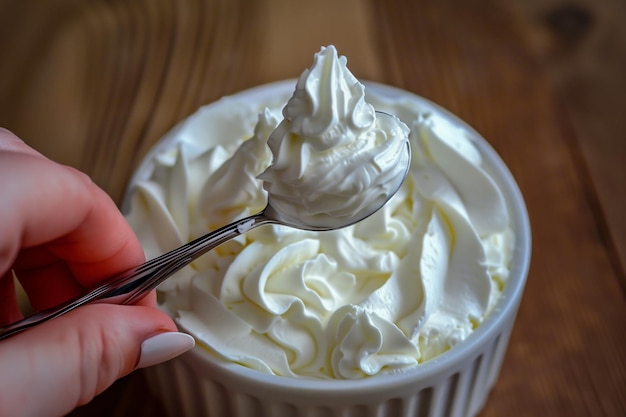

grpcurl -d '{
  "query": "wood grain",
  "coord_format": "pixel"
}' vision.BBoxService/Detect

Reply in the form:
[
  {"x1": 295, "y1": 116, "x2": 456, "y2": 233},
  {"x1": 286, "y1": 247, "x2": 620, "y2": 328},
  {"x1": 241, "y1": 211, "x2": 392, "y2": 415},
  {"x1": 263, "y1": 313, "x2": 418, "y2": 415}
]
[
  {"x1": 508, "y1": 0, "x2": 626, "y2": 282},
  {"x1": 0, "y1": 0, "x2": 266, "y2": 203},
  {"x1": 0, "y1": 0, "x2": 623, "y2": 416}
]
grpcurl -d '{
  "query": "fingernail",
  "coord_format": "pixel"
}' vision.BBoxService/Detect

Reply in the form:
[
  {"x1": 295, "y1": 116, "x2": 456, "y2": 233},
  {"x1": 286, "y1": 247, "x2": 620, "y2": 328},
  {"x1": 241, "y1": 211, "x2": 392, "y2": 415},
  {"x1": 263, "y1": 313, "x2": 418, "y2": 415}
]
[{"x1": 136, "y1": 332, "x2": 195, "y2": 369}]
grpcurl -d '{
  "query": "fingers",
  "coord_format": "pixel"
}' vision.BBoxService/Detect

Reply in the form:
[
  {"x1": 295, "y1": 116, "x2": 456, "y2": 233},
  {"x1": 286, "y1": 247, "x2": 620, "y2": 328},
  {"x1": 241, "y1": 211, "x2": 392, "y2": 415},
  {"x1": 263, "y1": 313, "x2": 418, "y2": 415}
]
[
  {"x1": 12, "y1": 253, "x2": 84, "y2": 310},
  {"x1": 0, "y1": 129, "x2": 146, "y2": 311},
  {"x1": 0, "y1": 303, "x2": 193, "y2": 417},
  {"x1": 0, "y1": 129, "x2": 194, "y2": 417},
  {"x1": 0, "y1": 152, "x2": 144, "y2": 282},
  {"x1": 0, "y1": 127, "x2": 42, "y2": 156},
  {"x1": 0, "y1": 271, "x2": 22, "y2": 326}
]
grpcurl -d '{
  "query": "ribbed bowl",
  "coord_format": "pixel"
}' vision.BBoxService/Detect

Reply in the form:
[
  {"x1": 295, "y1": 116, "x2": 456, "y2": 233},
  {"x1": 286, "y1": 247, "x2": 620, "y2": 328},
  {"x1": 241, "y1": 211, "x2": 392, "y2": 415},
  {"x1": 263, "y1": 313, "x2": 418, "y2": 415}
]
[{"x1": 126, "y1": 80, "x2": 531, "y2": 417}]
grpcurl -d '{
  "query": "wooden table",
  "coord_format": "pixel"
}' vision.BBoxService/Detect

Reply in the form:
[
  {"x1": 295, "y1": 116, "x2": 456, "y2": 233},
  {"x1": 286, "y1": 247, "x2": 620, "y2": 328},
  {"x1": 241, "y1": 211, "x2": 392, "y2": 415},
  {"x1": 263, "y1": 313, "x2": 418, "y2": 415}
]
[{"x1": 0, "y1": 1, "x2": 624, "y2": 416}]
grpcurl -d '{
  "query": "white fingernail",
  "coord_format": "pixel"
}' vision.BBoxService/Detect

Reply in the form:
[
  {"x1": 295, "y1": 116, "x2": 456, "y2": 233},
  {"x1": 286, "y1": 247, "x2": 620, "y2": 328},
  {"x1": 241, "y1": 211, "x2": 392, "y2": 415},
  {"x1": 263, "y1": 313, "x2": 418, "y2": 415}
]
[{"x1": 136, "y1": 332, "x2": 195, "y2": 369}]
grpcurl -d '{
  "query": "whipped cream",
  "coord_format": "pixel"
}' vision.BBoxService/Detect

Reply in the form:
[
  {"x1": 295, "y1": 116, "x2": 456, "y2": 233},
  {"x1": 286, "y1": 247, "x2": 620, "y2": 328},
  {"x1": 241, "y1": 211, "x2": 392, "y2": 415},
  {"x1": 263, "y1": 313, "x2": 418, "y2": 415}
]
[
  {"x1": 258, "y1": 46, "x2": 410, "y2": 229},
  {"x1": 125, "y1": 46, "x2": 515, "y2": 380}
]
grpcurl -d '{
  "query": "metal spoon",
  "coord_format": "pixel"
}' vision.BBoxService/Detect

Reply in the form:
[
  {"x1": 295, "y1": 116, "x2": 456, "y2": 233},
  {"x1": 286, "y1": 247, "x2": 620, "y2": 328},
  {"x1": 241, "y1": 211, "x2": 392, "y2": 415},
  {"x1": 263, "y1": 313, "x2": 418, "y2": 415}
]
[{"x1": 0, "y1": 141, "x2": 410, "y2": 341}]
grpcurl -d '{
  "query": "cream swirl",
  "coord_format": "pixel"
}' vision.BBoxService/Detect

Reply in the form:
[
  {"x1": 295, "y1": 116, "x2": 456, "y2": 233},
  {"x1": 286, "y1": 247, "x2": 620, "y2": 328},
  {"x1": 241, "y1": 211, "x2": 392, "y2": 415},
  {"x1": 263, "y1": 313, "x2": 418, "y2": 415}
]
[{"x1": 258, "y1": 46, "x2": 410, "y2": 229}]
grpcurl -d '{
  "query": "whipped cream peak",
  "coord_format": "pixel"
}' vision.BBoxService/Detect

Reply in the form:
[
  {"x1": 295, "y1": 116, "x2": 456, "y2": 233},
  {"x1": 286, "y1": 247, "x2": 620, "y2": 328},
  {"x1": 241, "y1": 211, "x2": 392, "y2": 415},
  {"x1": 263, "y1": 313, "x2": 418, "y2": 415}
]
[
  {"x1": 258, "y1": 45, "x2": 410, "y2": 229},
  {"x1": 283, "y1": 45, "x2": 375, "y2": 151}
]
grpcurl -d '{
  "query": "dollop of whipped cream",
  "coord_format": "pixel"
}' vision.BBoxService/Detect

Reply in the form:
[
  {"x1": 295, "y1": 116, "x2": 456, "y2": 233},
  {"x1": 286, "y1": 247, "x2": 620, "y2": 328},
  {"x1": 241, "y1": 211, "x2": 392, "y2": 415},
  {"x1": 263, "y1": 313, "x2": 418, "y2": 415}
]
[
  {"x1": 258, "y1": 46, "x2": 410, "y2": 229},
  {"x1": 125, "y1": 45, "x2": 515, "y2": 380}
]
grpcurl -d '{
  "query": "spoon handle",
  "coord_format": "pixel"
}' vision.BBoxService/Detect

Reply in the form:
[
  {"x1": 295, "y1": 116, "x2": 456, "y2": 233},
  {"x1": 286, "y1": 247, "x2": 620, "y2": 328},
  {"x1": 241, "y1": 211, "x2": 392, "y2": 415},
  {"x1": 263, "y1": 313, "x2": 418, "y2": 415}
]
[{"x1": 0, "y1": 213, "x2": 274, "y2": 340}]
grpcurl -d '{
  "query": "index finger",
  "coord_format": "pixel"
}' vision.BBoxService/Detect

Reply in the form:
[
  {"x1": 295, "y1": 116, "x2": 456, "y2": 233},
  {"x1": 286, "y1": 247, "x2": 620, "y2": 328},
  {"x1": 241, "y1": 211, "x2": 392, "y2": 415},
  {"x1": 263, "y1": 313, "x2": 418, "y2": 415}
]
[{"x1": 0, "y1": 129, "x2": 145, "y2": 290}]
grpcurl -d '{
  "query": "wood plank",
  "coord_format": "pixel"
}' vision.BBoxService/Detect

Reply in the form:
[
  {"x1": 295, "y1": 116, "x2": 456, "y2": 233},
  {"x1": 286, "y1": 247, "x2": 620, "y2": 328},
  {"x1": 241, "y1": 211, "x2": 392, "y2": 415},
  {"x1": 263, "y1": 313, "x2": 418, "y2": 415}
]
[
  {"x1": 506, "y1": 0, "x2": 626, "y2": 285},
  {"x1": 254, "y1": 0, "x2": 384, "y2": 83},
  {"x1": 0, "y1": 0, "x2": 267, "y2": 204}
]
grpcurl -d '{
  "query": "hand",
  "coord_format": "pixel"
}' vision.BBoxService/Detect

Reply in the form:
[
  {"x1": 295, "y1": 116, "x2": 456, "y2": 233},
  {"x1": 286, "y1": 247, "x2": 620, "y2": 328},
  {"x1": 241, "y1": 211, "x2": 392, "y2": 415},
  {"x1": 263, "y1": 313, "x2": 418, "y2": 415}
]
[{"x1": 0, "y1": 128, "x2": 194, "y2": 417}]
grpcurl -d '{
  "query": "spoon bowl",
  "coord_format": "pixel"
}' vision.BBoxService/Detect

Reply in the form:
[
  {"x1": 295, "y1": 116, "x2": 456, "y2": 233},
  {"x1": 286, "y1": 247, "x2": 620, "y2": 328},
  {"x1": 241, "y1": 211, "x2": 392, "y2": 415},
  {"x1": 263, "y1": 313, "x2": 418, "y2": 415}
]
[{"x1": 0, "y1": 141, "x2": 410, "y2": 340}]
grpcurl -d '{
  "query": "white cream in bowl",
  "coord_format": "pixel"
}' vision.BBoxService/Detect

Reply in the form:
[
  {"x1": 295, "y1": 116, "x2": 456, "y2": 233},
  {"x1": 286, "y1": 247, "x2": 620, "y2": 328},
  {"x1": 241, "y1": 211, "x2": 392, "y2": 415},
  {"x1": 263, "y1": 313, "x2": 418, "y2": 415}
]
[{"x1": 125, "y1": 46, "x2": 516, "y2": 383}]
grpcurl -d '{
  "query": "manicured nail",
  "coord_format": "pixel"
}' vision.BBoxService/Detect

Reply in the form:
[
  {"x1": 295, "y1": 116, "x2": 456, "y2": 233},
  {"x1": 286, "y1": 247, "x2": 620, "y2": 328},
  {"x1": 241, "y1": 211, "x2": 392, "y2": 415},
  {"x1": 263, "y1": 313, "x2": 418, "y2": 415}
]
[{"x1": 136, "y1": 332, "x2": 195, "y2": 369}]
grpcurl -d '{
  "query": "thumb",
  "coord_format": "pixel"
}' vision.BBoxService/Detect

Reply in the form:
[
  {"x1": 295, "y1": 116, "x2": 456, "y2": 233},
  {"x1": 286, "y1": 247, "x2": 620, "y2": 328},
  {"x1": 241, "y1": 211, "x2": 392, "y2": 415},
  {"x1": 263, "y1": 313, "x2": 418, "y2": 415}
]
[{"x1": 0, "y1": 303, "x2": 194, "y2": 417}]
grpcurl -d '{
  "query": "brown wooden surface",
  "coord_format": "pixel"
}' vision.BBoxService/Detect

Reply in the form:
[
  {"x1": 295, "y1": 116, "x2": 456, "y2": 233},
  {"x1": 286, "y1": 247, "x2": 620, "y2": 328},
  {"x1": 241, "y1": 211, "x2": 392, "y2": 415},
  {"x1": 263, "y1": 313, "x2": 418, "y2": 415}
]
[{"x1": 0, "y1": 0, "x2": 624, "y2": 416}]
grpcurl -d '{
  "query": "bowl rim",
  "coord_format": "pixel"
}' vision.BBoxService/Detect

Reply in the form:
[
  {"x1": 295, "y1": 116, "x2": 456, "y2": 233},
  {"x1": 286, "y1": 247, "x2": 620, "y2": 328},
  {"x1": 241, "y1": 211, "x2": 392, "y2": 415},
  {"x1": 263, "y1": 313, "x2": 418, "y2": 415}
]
[{"x1": 127, "y1": 79, "x2": 532, "y2": 393}]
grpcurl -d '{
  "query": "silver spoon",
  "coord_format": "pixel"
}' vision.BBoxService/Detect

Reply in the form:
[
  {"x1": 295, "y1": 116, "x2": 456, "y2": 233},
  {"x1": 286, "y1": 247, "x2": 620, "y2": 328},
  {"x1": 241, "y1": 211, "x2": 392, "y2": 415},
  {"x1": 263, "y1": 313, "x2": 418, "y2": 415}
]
[{"x1": 0, "y1": 139, "x2": 410, "y2": 341}]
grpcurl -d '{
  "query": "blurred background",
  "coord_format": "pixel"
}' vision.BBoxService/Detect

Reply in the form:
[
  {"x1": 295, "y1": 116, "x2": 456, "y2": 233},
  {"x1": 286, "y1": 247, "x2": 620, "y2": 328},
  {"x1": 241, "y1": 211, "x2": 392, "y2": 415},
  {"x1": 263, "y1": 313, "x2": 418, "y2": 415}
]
[
  {"x1": 0, "y1": 1, "x2": 624, "y2": 416},
  {"x1": 1, "y1": 0, "x2": 624, "y2": 267}
]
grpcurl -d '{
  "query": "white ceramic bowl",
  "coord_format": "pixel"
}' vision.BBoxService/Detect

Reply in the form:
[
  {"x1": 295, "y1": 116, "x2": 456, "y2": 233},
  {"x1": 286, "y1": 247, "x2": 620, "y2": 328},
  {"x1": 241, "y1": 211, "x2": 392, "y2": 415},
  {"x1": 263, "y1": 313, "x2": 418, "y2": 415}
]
[{"x1": 124, "y1": 80, "x2": 531, "y2": 417}]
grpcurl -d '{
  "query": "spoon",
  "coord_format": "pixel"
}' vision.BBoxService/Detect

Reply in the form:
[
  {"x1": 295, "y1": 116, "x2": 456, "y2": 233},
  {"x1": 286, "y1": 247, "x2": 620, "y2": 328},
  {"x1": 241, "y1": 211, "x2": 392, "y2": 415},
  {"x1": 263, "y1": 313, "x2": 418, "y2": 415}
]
[{"x1": 0, "y1": 141, "x2": 410, "y2": 341}]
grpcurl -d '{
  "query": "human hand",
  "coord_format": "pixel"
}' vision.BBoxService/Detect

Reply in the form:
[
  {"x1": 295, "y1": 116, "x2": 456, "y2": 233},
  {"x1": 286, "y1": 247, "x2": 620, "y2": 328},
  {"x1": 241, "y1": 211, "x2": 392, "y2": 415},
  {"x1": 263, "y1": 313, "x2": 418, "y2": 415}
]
[{"x1": 0, "y1": 128, "x2": 194, "y2": 417}]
